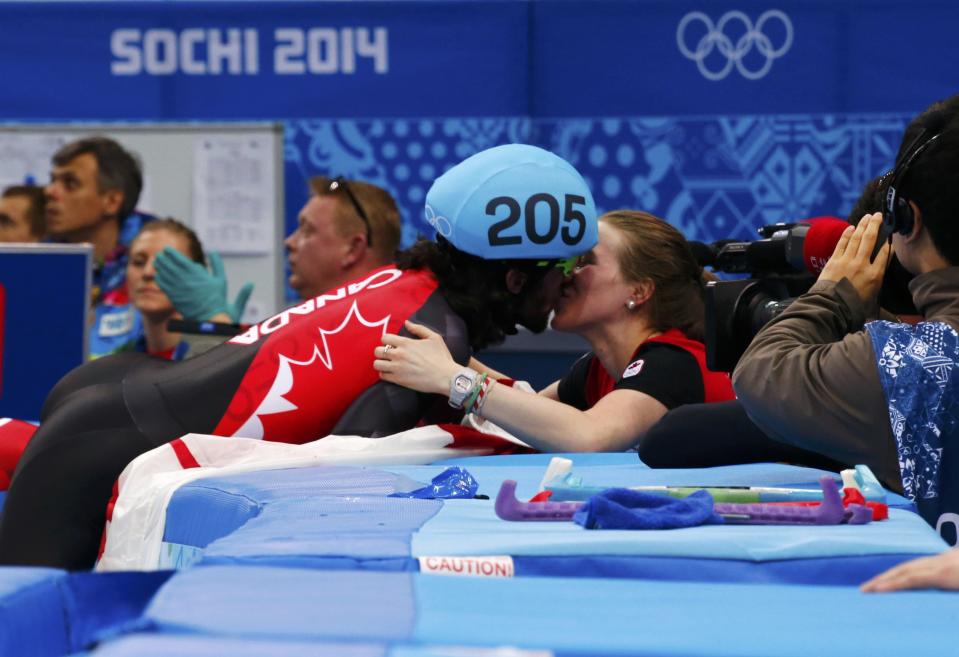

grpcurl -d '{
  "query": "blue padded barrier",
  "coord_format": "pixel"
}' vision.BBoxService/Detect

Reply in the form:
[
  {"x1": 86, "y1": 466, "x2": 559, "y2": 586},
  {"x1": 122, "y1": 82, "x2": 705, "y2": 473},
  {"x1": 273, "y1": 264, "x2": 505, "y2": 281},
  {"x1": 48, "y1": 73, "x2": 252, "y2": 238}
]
[
  {"x1": 414, "y1": 571, "x2": 959, "y2": 656},
  {"x1": 85, "y1": 635, "x2": 387, "y2": 657},
  {"x1": 60, "y1": 571, "x2": 174, "y2": 651},
  {"x1": 0, "y1": 567, "x2": 69, "y2": 657},
  {"x1": 125, "y1": 566, "x2": 959, "y2": 657},
  {"x1": 409, "y1": 503, "x2": 942, "y2": 585},
  {"x1": 390, "y1": 650, "x2": 554, "y2": 657},
  {"x1": 508, "y1": 554, "x2": 923, "y2": 586},
  {"x1": 144, "y1": 568, "x2": 416, "y2": 642},
  {"x1": 0, "y1": 568, "x2": 171, "y2": 656},
  {"x1": 83, "y1": 635, "x2": 562, "y2": 657},
  {"x1": 165, "y1": 461, "x2": 843, "y2": 553},
  {"x1": 158, "y1": 462, "x2": 933, "y2": 585}
]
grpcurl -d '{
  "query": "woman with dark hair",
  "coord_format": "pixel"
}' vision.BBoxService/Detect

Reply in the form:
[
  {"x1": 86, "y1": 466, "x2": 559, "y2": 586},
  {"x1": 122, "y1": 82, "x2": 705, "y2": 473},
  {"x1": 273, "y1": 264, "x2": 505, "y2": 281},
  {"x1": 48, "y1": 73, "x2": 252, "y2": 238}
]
[
  {"x1": 37, "y1": 219, "x2": 224, "y2": 416},
  {"x1": 375, "y1": 210, "x2": 735, "y2": 452}
]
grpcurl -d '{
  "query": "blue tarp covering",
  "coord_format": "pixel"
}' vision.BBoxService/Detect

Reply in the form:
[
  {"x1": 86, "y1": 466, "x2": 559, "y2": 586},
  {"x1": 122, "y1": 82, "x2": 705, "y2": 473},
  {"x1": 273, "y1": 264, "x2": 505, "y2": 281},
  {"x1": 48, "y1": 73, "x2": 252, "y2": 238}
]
[
  {"x1": 163, "y1": 466, "x2": 410, "y2": 548},
  {"x1": 199, "y1": 495, "x2": 440, "y2": 571}
]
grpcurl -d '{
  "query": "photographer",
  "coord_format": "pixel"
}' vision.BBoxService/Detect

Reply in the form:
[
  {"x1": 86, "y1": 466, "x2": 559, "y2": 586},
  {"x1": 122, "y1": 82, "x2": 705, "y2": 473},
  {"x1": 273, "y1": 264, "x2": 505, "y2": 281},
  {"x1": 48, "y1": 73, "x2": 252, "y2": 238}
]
[{"x1": 733, "y1": 101, "x2": 959, "y2": 542}]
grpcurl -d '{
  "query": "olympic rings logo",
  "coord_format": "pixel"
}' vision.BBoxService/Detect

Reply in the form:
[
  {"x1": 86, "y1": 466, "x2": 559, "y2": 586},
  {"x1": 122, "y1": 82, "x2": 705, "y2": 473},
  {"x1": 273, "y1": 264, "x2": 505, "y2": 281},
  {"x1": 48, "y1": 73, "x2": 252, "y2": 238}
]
[
  {"x1": 676, "y1": 10, "x2": 793, "y2": 81},
  {"x1": 424, "y1": 204, "x2": 452, "y2": 237}
]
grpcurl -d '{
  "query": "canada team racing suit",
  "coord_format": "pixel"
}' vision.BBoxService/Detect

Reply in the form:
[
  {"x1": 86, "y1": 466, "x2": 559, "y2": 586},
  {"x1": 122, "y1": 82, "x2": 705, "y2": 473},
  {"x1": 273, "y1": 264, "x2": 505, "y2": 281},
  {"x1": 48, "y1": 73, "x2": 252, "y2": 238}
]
[{"x1": 0, "y1": 266, "x2": 469, "y2": 569}]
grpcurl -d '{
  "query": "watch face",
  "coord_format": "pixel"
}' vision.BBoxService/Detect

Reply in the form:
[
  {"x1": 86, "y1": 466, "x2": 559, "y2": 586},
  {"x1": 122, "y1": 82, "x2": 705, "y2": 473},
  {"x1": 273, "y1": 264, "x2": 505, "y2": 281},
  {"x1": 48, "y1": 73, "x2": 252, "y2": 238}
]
[{"x1": 453, "y1": 375, "x2": 473, "y2": 394}]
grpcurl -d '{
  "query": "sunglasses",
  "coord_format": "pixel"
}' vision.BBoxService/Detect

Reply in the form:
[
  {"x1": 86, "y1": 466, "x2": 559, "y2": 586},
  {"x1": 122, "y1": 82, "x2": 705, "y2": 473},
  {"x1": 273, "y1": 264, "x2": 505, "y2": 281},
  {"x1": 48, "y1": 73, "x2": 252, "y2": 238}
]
[
  {"x1": 329, "y1": 177, "x2": 373, "y2": 248},
  {"x1": 535, "y1": 255, "x2": 580, "y2": 277}
]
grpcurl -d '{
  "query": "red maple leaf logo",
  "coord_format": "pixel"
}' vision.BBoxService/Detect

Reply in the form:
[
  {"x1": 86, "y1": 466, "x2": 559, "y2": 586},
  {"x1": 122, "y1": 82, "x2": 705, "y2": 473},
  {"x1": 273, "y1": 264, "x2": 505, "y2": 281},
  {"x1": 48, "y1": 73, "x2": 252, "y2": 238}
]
[{"x1": 231, "y1": 300, "x2": 391, "y2": 442}]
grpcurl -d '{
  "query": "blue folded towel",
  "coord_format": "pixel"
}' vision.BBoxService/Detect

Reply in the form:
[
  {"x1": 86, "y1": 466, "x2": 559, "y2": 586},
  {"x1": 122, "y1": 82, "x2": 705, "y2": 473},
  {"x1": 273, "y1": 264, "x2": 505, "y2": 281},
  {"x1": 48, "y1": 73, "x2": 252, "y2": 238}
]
[{"x1": 573, "y1": 488, "x2": 723, "y2": 530}]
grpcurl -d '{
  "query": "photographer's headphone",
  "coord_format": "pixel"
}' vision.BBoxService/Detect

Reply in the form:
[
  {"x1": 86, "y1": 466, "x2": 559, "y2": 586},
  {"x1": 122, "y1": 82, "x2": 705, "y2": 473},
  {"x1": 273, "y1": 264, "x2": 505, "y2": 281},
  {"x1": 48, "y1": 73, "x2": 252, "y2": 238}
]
[{"x1": 883, "y1": 109, "x2": 949, "y2": 236}]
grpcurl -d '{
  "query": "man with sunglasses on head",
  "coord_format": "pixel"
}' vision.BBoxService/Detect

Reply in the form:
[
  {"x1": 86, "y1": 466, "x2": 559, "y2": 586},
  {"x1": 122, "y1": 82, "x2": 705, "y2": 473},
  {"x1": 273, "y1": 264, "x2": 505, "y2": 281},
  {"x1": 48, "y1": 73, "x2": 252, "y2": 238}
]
[
  {"x1": 0, "y1": 144, "x2": 598, "y2": 570},
  {"x1": 150, "y1": 174, "x2": 394, "y2": 334},
  {"x1": 285, "y1": 176, "x2": 401, "y2": 300}
]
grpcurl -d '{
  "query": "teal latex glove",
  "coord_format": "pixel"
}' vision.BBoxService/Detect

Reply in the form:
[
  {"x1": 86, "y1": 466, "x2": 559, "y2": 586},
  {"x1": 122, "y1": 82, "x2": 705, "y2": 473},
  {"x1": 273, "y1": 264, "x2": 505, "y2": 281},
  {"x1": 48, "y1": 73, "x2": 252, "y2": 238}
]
[{"x1": 154, "y1": 247, "x2": 254, "y2": 323}]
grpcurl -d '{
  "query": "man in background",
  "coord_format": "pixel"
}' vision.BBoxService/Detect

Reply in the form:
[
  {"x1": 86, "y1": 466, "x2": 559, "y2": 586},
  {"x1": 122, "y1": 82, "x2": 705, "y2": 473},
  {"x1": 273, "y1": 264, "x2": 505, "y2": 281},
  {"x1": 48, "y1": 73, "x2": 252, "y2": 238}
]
[
  {"x1": 0, "y1": 185, "x2": 46, "y2": 243},
  {"x1": 285, "y1": 176, "x2": 401, "y2": 299},
  {"x1": 148, "y1": 174, "x2": 392, "y2": 337},
  {"x1": 45, "y1": 136, "x2": 151, "y2": 357},
  {"x1": 46, "y1": 136, "x2": 144, "y2": 261}
]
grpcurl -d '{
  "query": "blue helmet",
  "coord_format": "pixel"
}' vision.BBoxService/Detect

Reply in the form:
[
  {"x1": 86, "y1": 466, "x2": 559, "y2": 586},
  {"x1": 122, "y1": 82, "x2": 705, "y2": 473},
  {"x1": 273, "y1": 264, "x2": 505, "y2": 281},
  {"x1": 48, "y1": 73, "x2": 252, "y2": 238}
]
[{"x1": 424, "y1": 144, "x2": 598, "y2": 261}]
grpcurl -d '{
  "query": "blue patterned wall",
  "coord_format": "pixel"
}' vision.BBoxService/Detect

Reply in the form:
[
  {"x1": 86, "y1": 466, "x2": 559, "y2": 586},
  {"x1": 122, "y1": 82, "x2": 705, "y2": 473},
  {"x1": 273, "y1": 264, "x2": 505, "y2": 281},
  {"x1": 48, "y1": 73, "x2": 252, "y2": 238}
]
[{"x1": 284, "y1": 113, "x2": 912, "y2": 257}]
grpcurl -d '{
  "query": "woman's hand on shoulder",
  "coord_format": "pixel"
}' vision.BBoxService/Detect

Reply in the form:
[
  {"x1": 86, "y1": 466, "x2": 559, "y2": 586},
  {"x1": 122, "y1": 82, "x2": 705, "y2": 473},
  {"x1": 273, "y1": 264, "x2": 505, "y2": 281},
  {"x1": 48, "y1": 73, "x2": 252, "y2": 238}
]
[{"x1": 373, "y1": 320, "x2": 460, "y2": 396}]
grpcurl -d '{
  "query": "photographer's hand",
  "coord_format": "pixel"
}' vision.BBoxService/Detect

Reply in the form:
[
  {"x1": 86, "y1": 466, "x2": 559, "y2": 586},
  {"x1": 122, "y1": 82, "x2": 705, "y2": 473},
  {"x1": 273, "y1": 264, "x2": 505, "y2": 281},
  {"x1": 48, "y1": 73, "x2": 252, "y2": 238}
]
[{"x1": 817, "y1": 213, "x2": 891, "y2": 305}]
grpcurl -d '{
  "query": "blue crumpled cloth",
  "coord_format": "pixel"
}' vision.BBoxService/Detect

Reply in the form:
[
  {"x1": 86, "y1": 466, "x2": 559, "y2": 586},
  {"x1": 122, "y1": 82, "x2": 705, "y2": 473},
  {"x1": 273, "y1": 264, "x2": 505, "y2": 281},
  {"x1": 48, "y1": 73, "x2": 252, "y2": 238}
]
[
  {"x1": 388, "y1": 466, "x2": 479, "y2": 499},
  {"x1": 573, "y1": 488, "x2": 724, "y2": 530}
]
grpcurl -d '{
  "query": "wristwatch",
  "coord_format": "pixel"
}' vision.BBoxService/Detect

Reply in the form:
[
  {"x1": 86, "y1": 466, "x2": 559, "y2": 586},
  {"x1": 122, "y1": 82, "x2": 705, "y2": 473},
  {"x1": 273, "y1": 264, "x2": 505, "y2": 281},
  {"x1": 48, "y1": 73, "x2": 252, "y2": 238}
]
[{"x1": 448, "y1": 367, "x2": 480, "y2": 409}]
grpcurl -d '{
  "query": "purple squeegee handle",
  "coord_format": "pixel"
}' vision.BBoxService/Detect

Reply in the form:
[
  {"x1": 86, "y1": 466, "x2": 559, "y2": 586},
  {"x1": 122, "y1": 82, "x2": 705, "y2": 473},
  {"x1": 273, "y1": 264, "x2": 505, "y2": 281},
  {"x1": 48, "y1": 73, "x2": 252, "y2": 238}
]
[
  {"x1": 495, "y1": 480, "x2": 583, "y2": 521},
  {"x1": 844, "y1": 503, "x2": 874, "y2": 525},
  {"x1": 714, "y1": 476, "x2": 847, "y2": 525},
  {"x1": 494, "y1": 476, "x2": 872, "y2": 525}
]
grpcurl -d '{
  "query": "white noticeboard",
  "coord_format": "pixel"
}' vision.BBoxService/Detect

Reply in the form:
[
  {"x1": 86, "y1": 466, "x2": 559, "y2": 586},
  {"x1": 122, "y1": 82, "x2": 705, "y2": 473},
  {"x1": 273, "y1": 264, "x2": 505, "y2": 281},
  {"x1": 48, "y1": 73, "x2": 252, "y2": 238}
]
[
  {"x1": 0, "y1": 133, "x2": 71, "y2": 189},
  {"x1": 0, "y1": 124, "x2": 285, "y2": 322},
  {"x1": 193, "y1": 134, "x2": 275, "y2": 255}
]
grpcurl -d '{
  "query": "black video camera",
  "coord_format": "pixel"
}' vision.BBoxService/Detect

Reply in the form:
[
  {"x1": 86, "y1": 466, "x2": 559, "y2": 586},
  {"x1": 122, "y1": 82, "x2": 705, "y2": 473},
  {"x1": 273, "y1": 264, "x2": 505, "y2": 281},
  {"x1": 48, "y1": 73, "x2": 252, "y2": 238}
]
[
  {"x1": 698, "y1": 222, "x2": 819, "y2": 374},
  {"x1": 699, "y1": 215, "x2": 918, "y2": 373}
]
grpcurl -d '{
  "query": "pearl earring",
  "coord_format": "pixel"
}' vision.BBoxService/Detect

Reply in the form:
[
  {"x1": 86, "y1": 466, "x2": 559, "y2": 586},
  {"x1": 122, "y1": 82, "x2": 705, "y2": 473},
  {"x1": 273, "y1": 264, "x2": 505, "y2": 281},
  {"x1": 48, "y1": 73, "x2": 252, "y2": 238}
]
[{"x1": 626, "y1": 300, "x2": 637, "y2": 310}]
